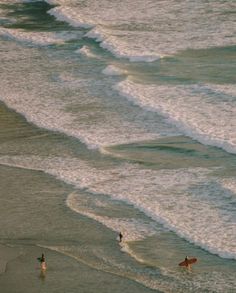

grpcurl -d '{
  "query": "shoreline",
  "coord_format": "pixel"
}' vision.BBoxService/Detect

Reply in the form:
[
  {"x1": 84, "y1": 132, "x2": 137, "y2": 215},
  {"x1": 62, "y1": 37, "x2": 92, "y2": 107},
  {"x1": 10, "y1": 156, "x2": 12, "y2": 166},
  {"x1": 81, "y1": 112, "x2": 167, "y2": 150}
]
[
  {"x1": 0, "y1": 241, "x2": 159, "y2": 293},
  {"x1": 0, "y1": 1, "x2": 236, "y2": 291},
  {"x1": 0, "y1": 100, "x2": 236, "y2": 292}
]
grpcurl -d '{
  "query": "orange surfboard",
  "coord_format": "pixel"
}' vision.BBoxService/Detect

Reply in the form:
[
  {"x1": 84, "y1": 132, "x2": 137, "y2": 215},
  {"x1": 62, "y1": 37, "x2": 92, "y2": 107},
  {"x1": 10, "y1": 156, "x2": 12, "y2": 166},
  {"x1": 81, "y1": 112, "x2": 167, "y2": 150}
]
[{"x1": 179, "y1": 258, "x2": 197, "y2": 267}]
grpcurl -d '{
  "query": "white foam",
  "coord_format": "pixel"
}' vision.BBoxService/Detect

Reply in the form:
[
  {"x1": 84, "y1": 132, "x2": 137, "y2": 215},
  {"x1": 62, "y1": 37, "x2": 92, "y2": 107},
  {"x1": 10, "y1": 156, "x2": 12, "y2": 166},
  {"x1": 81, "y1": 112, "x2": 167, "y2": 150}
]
[
  {"x1": 102, "y1": 65, "x2": 124, "y2": 76},
  {"x1": 0, "y1": 155, "x2": 236, "y2": 260},
  {"x1": 41, "y1": 241, "x2": 236, "y2": 293},
  {"x1": 67, "y1": 192, "x2": 160, "y2": 242},
  {"x1": 0, "y1": 88, "x2": 171, "y2": 150},
  {"x1": 0, "y1": 47, "x2": 178, "y2": 150},
  {"x1": 75, "y1": 45, "x2": 98, "y2": 58},
  {"x1": 114, "y1": 80, "x2": 236, "y2": 154},
  {"x1": 66, "y1": 192, "x2": 163, "y2": 264},
  {"x1": 46, "y1": 0, "x2": 236, "y2": 60},
  {"x1": 48, "y1": 6, "x2": 93, "y2": 29},
  {"x1": 0, "y1": 27, "x2": 80, "y2": 46},
  {"x1": 129, "y1": 56, "x2": 160, "y2": 63},
  {"x1": 161, "y1": 268, "x2": 236, "y2": 293},
  {"x1": 86, "y1": 28, "x2": 161, "y2": 62},
  {"x1": 220, "y1": 178, "x2": 236, "y2": 197}
]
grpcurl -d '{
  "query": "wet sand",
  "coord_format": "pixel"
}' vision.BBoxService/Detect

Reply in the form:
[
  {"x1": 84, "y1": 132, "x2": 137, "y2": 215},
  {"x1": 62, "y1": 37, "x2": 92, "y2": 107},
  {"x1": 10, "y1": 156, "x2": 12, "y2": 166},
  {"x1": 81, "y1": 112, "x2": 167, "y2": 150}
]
[
  {"x1": 0, "y1": 243, "x2": 158, "y2": 293},
  {"x1": 0, "y1": 102, "x2": 157, "y2": 293}
]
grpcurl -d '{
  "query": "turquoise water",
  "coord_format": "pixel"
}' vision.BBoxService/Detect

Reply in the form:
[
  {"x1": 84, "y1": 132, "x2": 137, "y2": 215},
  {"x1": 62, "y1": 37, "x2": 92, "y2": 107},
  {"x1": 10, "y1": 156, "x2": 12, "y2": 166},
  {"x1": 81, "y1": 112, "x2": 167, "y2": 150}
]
[{"x1": 0, "y1": 1, "x2": 236, "y2": 292}]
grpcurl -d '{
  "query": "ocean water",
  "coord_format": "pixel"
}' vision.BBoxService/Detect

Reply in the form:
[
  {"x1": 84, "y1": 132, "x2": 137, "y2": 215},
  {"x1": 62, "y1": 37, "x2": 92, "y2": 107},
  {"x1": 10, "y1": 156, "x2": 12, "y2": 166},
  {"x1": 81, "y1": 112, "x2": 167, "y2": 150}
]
[{"x1": 0, "y1": 1, "x2": 235, "y2": 292}]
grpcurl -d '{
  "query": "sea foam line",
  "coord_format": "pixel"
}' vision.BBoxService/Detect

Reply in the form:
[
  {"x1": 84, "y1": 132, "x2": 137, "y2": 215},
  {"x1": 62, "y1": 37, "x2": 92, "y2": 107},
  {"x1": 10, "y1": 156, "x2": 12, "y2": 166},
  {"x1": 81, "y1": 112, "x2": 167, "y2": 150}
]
[
  {"x1": 0, "y1": 155, "x2": 236, "y2": 261},
  {"x1": 46, "y1": 4, "x2": 162, "y2": 62},
  {"x1": 114, "y1": 80, "x2": 236, "y2": 155},
  {"x1": 86, "y1": 28, "x2": 161, "y2": 62},
  {"x1": 0, "y1": 27, "x2": 80, "y2": 46},
  {"x1": 47, "y1": 6, "x2": 93, "y2": 29}
]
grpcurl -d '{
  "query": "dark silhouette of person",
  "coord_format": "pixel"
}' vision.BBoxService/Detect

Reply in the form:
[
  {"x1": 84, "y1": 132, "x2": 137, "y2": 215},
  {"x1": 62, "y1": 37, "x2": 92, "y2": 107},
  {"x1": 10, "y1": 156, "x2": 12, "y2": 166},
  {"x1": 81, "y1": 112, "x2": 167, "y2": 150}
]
[
  {"x1": 37, "y1": 253, "x2": 47, "y2": 271},
  {"x1": 37, "y1": 253, "x2": 45, "y2": 263},
  {"x1": 119, "y1": 232, "x2": 123, "y2": 243}
]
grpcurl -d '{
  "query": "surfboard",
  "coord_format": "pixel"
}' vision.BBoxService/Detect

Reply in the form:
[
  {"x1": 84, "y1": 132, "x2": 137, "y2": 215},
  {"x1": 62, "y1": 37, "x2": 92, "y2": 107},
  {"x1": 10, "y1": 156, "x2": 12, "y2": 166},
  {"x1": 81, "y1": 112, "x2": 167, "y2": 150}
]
[{"x1": 179, "y1": 258, "x2": 197, "y2": 267}]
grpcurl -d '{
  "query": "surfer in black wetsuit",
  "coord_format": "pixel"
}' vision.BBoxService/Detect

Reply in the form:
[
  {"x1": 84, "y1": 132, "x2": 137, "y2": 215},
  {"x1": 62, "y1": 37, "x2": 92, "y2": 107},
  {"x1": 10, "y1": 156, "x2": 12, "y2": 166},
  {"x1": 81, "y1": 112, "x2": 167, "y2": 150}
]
[
  {"x1": 119, "y1": 232, "x2": 123, "y2": 243},
  {"x1": 37, "y1": 253, "x2": 45, "y2": 263}
]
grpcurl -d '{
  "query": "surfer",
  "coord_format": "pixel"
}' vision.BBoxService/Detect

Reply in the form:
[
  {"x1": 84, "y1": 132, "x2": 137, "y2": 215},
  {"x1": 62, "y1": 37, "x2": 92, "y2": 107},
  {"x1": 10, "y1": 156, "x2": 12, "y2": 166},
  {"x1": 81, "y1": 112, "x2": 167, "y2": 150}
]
[
  {"x1": 179, "y1": 256, "x2": 197, "y2": 269},
  {"x1": 37, "y1": 253, "x2": 47, "y2": 271},
  {"x1": 185, "y1": 256, "x2": 189, "y2": 268},
  {"x1": 119, "y1": 232, "x2": 123, "y2": 243},
  {"x1": 178, "y1": 256, "x2": 197, "y2": 270}
]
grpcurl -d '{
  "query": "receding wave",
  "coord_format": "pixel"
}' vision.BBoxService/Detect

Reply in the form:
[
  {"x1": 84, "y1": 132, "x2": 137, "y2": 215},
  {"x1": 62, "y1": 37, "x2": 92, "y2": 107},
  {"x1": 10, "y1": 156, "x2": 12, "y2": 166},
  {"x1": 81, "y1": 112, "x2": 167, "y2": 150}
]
[
  {"x1": 66, "y1": 192, "x2": 162, "y2": 243},
  {"x1": 0, "y1": 155, "x2": 236, "y2": 260}
]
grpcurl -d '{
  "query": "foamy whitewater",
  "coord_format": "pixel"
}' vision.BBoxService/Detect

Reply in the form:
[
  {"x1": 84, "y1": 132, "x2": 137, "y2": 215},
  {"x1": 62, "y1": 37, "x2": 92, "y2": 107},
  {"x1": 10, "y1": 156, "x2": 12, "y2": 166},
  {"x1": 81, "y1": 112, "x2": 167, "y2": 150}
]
[
  {"x1": 0, "y1": 155, "x2": 236, "y2": 259},
  {"x1": 0, "y1": 0, "x2": 236, "y2": 292}
]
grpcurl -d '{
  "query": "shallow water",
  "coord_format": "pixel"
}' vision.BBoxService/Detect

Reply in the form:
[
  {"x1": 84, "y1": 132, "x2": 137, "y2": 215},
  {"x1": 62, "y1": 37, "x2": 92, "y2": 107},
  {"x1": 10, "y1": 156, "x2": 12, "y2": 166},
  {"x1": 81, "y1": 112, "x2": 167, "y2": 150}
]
[{"x1": 0, "y1": 1, "x2": 236, "y2": 292}]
